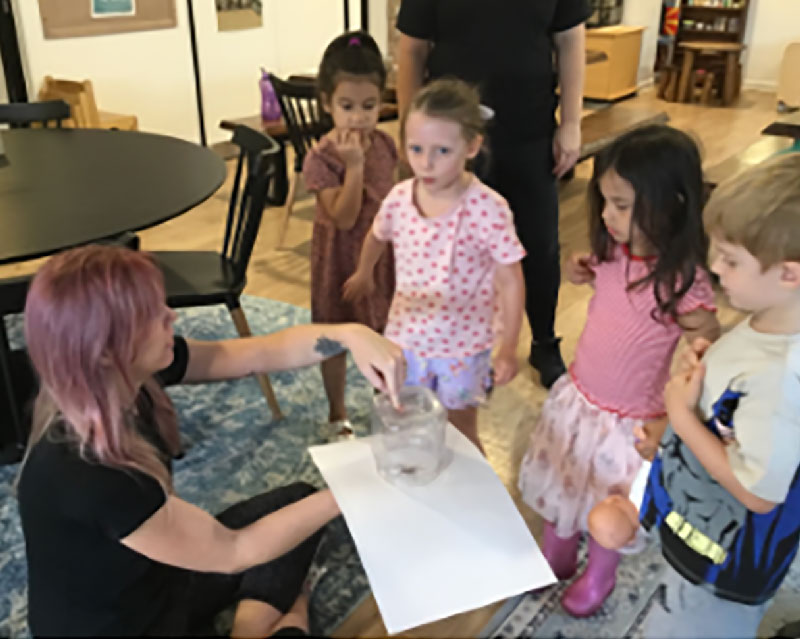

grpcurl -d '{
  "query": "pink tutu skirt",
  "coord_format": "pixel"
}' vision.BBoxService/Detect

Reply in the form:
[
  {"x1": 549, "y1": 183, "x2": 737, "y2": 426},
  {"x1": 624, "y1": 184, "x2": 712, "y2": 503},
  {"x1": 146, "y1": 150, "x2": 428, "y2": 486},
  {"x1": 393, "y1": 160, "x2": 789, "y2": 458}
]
[{"x1": 518, "y1": 374, "x2": 646, "y2": 539}]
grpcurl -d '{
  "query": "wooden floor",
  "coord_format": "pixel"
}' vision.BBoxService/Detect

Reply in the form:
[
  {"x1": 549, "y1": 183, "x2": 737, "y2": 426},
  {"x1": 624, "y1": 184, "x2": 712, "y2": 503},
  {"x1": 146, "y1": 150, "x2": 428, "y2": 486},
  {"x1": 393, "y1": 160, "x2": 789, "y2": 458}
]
[{"x1": 0, "y1": 87, "x2": 779, "y2": 637}]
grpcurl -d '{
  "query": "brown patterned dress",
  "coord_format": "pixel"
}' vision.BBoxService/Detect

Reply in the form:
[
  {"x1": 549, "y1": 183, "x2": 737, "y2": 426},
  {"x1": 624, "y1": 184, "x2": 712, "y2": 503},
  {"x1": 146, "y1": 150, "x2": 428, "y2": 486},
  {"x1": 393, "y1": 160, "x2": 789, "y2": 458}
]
[{"x1": 303, "y1": 129, "x2": 396, "y2": 331}]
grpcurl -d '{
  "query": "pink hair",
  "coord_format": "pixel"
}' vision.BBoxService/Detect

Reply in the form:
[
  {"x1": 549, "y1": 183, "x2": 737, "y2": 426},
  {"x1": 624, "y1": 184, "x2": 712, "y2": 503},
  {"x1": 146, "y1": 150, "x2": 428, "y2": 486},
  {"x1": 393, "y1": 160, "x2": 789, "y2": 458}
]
[{"x1": 22, "y1": 245, "x2": 180, "y2": 491}]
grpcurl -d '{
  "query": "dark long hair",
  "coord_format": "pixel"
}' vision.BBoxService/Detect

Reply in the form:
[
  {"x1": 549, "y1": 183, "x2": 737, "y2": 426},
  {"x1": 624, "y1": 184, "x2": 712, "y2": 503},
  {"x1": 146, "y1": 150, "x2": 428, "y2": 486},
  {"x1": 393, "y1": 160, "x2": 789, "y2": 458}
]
[
  {"x1": 317, "y1": 30, "x2": 386, "y2": 100},
  {"x1": 588, "y1": 124, "x2": 709, "y2": 321}
]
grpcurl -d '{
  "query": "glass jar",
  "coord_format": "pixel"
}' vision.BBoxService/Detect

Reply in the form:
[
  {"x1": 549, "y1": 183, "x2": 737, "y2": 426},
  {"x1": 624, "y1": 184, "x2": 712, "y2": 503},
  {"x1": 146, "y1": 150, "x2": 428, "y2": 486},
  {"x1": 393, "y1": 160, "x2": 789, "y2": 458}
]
[{"x1": 371, "y1": 386, "x2": 448, "y2": 486}]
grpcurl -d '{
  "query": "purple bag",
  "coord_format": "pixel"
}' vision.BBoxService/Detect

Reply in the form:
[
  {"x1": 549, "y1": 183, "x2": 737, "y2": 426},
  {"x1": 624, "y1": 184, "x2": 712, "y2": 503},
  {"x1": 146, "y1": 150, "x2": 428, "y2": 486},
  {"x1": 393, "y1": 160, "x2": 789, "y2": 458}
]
[{"x1": 260, "y1": 68, "x2": 282, "y2": 122}]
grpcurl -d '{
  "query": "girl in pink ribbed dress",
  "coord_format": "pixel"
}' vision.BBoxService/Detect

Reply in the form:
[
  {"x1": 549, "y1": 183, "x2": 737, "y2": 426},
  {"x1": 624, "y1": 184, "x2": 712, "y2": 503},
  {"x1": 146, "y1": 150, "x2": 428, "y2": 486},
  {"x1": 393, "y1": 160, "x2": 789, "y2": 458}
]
[
  {"x1": 303, "y1": 32, "x2": 396, "y2": 438},
  {"x1": 518, "y1": 126, "x2": 720, "y2": 617}
]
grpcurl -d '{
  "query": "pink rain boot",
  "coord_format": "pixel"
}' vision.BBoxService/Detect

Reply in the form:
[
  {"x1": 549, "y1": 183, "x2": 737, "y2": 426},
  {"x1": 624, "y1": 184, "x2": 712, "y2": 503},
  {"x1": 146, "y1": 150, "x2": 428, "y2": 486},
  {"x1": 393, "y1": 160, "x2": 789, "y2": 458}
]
[
  {"x1": 561, "y1": 536, "x2": 620, "y2": 617},
  {"x1": 542, "y1": 520, "x2": 580, "y2": 580}
]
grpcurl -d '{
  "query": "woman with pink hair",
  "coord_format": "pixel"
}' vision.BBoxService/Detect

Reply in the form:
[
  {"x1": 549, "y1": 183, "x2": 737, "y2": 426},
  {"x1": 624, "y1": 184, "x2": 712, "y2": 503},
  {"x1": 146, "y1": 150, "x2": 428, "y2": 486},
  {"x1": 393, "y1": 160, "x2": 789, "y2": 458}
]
[{"x1": 15, "y1": 245, "x2": 405, "y2": 637}]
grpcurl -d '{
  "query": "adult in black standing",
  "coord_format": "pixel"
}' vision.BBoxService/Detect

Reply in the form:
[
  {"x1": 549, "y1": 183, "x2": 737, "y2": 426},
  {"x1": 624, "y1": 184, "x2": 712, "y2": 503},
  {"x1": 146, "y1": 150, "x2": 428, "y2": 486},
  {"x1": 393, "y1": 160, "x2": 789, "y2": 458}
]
[{"x1": 396, "y1": 0, "x2": 590, "y2": 388}]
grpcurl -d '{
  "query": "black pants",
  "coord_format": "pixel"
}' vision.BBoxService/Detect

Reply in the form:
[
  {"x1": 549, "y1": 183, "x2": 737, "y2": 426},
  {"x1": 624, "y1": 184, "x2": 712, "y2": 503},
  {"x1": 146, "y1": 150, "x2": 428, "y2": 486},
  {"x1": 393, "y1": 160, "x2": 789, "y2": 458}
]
[
  {"x1": 168, "y1": 482, "x2": 323, "y2": 636},
  {"x1": 478, "y1": 135, "x2": 560, "y2": 343}
]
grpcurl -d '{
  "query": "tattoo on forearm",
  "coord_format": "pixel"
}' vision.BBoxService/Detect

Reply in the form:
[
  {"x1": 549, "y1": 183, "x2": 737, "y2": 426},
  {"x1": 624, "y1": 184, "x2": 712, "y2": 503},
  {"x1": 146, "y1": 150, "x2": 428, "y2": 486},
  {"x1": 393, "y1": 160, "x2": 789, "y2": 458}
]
[{"x1": 315, "y1": 336, "x2": 345, "y2": 358}]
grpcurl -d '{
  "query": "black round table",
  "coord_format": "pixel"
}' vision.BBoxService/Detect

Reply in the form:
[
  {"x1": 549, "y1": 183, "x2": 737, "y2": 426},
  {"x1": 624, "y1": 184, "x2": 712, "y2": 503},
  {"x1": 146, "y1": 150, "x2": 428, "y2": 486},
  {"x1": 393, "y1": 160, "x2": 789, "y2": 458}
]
[
  {"x1": 0, "y1": 128, "x2": 226, "y2": 463},
  {"x1": 0, "y1": 128, "x2": 226, "y2": 264}
]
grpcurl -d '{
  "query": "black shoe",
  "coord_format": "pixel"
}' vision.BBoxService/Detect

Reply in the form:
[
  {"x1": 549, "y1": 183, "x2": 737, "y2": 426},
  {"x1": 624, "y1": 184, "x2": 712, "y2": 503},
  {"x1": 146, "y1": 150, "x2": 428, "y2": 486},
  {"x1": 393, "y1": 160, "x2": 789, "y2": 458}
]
[
  {"x1": 771, "y1": 621, "x2": 800, "y2": 639},
  {"x1": 528, "y1": 338, "x2": 566, "y2": 389}
]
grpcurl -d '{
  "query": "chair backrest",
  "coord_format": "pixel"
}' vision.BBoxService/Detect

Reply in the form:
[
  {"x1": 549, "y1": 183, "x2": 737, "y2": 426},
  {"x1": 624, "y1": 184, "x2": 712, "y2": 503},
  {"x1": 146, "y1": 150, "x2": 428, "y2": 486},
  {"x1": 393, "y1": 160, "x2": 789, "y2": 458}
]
[
  {"x1": 224, "y1": 125, "x2": 281, "y2": 284},
  {"x1": 38, "y1": 76, "x2": 102, "y2": 128},
  {"x1": 268, "y1": 73, "x2": 330, "y2": 171},
  {"x1": 0, "y1": 100, "x2": 70, "y2": 128},
  {"x1": 778, "y1": 42, "x2": 800, "y2": 106}
]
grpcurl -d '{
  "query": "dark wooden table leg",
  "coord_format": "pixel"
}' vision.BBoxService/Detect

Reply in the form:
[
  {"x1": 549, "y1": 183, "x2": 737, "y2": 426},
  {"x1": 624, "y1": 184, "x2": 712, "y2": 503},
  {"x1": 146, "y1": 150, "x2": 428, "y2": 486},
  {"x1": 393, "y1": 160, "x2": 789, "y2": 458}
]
[
  {"x1": 724, "y1": 51, "x2": 737, "y2": 106},
  {"x1": 678, "y1": 50, "x2": 695, "y2": 103}
]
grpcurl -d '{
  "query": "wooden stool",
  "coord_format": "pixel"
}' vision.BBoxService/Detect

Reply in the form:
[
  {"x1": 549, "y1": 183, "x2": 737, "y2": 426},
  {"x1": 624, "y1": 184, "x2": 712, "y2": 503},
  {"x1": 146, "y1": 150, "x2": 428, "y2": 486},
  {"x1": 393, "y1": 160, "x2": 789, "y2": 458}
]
[
  {"x1": 677, "y1": 41, "x2": 745, "y2": 106},
  {"x1": 691, "y1": 69, "x2": 717, "y2": 105}
]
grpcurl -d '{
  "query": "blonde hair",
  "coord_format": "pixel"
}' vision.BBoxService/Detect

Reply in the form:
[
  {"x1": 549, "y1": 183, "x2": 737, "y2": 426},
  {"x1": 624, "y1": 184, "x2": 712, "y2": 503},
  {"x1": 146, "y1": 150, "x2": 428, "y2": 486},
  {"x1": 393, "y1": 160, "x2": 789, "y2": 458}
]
[
  {"x1": 401, "y1": 78, "x2": 485, "y2": 144},
  {"x1": 704, "y1": 153, "x2": 800, "y2": 269}
]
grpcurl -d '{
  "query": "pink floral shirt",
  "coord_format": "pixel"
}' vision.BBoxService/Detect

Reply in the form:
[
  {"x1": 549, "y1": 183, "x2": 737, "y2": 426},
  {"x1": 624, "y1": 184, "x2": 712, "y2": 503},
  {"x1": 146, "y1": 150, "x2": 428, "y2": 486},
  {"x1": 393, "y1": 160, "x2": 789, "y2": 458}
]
[{"x1": 373, "y1": 177, "x2": 525, "y2": 358}]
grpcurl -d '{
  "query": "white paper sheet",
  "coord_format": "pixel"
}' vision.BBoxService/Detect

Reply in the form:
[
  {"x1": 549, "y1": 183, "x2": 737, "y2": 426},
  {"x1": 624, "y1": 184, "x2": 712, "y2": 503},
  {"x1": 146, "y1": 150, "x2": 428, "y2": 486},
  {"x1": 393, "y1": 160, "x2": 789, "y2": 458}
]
[
  {"x1": 628, "y1": 460, "x2": 652, "y2": 508},
  {"x1": 308, "y1": 425, "x2": 555, "y2": 634}
]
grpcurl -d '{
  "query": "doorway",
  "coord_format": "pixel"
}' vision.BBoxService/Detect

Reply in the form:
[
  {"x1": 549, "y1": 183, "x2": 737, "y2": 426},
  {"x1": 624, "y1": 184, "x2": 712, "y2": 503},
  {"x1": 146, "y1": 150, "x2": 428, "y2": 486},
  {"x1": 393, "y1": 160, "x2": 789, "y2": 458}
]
[{"x1": 0, "y1": 0, "x2": 27, "y2": 102}]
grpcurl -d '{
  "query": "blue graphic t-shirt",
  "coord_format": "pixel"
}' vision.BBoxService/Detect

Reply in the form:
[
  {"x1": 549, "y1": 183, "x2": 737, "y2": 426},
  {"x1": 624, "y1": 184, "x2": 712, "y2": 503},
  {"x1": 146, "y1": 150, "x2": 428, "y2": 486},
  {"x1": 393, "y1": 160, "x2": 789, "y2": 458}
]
[{"x1": 640, "y1": 319, "x2": 800, "y2": 604}]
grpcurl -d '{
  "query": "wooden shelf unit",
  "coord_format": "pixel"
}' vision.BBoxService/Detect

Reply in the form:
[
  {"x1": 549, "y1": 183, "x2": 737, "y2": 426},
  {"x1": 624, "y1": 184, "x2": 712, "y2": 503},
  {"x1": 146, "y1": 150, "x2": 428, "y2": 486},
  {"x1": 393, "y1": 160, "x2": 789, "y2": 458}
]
[{"x1": 677, "y1": 1, "x2": 750, "y2": 49}]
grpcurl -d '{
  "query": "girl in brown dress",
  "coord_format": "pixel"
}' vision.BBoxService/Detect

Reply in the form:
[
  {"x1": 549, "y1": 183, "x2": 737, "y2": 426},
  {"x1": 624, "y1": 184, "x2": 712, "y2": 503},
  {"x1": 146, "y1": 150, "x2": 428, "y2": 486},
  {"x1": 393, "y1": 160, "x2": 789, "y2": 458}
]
[{"x1": 303, "y1": 31, "x2": 396, "y2": 438}]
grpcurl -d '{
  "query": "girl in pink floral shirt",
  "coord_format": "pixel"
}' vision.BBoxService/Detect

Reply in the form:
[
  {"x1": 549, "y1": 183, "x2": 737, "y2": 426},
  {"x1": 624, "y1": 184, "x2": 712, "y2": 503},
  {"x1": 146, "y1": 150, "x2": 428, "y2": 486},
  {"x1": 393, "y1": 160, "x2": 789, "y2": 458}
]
[{"x1": 344, "y1": 79, "x2": 525, "y2": 452}]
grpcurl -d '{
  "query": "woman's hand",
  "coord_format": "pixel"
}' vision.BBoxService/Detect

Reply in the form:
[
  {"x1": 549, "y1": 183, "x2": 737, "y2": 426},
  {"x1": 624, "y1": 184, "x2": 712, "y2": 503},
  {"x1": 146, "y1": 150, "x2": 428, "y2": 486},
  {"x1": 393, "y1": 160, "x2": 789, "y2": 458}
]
[
  {"x1": 492, "y1": 346, "x2": 518, "y2": 386},
  {"x1": 565, "y1": 252, "x2": 595, "y2": 285},
  {"x1": 338, "y1": 324, "x2": 406, "y2": 408},
  {"x1": 342, "y1": 269, "x2": 375, "y2": 302},
  {"x1": 553, "y1": 121, "x2": 581, "y2": 178}
]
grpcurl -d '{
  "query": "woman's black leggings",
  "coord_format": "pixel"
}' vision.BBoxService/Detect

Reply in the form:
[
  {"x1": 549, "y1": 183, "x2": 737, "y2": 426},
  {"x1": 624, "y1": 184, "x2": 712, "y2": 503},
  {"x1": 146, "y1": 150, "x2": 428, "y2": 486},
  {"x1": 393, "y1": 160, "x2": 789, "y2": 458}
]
[{"x1": 173, "y1": 482, "x2": 323, "y2": 636}]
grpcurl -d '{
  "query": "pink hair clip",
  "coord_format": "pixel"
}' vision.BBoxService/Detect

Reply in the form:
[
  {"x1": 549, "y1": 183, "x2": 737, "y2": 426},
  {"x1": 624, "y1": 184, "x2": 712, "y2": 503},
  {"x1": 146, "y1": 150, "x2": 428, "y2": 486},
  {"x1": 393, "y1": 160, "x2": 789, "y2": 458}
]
[{"x1": 348, "y1": 36, "x2": 361, "y2": 47}]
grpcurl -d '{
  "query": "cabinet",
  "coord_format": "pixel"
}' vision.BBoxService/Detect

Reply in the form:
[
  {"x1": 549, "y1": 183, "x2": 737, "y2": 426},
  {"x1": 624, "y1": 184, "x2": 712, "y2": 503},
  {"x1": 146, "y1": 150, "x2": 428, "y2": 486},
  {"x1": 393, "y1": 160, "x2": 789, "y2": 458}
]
[
  {"x1": 584, "y1": 26, "x2": 645, "y2": 101},
  {"x1": 677, "y1": 0, "x2": 750, "y2": 48}
]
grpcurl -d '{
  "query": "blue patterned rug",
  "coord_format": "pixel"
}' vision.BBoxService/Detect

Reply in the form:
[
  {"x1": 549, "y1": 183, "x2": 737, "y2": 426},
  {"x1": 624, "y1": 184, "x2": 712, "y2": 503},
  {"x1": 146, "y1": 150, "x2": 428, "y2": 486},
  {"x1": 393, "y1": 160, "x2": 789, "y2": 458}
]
[
  {"x1": 0, "y1": 296, "x2": 374, "y2": 638},
  {"x1": 480, "y1": 531, "x2": 800, "y2": 638},
  {"x1": 4, "y1": 295, "x2": 799, "y2": 638}
]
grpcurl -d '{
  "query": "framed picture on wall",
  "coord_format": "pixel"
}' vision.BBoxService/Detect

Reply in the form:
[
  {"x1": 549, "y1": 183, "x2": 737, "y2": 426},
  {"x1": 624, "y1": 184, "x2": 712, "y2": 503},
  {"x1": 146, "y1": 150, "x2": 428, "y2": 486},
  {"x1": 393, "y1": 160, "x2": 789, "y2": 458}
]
[
  {"x1": 38, "y1": 0, "x2": 176, "y2": 39},
  {"x1": 215, "y1": 0, "x2": 263, "y2": 32},
  {"x1": 91, "y1": 0, "x2": 136, "y2": 19}
]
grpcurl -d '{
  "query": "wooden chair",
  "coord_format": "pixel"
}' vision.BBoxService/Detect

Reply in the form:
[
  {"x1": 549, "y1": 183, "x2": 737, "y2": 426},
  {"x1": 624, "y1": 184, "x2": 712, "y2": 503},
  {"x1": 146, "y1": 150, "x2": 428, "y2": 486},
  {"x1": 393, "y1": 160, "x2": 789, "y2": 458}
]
[
  {"x1": 0, "y1": 100, "x2": 70, "y2": 128},
  {"x1": 268, "y1": 74, "x2": 330, "y2": 247},
  {"x1": 150, "y1": 125, "x2": 284, "y2": 420},
  {"x1": 38, "y1": 76, "x2": 138, "y2": 131}
]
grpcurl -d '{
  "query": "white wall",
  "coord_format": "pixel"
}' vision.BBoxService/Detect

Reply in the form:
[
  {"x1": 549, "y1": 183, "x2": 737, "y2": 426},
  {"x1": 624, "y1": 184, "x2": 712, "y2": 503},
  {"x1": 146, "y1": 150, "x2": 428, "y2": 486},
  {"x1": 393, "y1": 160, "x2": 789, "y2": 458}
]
[
  {"x1": 742, "y1": 0, "x2": 800, "y2": 90},
  {"x1": 193, "y1": 1, "x2": 343, "y2": 144},
  {"x1": 13, "y1": 0, "x2": 344, "y2": 144},
  {"x1": 622, "y1": 0, "x2": 662, "y2": 87},
  {"x1": 369, "y1": 0, "x2": 389, "y2": 54}
]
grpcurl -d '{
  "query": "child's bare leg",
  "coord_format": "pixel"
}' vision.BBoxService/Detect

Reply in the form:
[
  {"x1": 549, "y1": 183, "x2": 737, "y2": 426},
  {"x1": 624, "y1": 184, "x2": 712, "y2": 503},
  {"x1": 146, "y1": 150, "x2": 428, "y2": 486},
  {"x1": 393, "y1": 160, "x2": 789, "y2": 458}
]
[
  {"x1": 448, "y1": 406, "x2": 484, "y2": 454},
  {"x1": 321, "y1": 352, "x2": 348, "y2": 423},
  {"x1": 230, "y1": 599, "x2": 282, "y2": 638}
]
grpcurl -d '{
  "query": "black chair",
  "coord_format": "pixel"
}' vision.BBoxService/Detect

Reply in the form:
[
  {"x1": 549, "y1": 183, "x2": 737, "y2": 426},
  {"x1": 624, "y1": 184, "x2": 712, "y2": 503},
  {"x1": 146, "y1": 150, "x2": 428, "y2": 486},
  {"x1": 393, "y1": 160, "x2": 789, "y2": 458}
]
[
  {"x1": 268, "y1": 74, "x2": 330, "y2": 246},
  {"x1": 150, "y1": 125, "x2": 284, "y2": 419},
  {"x1": 0, "y1": 100, "x2": 70, "y2": 128},
  {"x1": 0, "y1": 275, "x2": 35, "y2": 463}
]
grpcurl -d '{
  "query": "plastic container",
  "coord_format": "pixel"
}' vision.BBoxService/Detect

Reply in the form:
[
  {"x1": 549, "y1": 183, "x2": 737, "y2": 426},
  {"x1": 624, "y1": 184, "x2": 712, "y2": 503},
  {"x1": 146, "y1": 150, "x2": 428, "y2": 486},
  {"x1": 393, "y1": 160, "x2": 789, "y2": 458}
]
[
  {"x1": 259, "y1": 68, "x2": 282, "y2": 122},
  {"x1": 371, "y1": 386, "x2": 448, "y2": 486}
]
